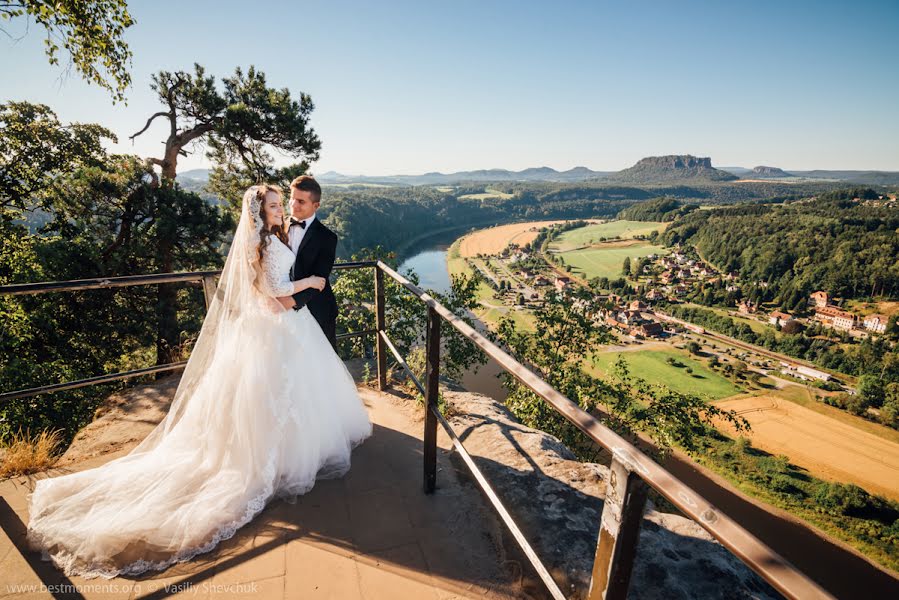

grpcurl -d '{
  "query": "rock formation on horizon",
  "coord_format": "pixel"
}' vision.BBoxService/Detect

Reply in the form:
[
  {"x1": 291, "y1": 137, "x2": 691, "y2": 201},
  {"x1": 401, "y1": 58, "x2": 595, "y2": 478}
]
[{"x1": 607, "y1": 155, "x2": 739, "y2": 183}]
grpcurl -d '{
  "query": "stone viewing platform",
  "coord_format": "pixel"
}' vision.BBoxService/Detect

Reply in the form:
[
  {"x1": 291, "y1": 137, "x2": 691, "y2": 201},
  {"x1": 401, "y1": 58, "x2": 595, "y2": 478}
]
[{"x1": 0, "y1": 368, "x2": 780, "y2": 599}]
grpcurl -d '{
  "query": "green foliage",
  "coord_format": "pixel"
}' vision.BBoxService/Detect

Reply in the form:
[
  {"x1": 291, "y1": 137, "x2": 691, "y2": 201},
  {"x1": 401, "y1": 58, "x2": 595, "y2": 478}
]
[
  {"x1": 662, "y1": 192, "x2": 899, "y2": 300},
  {"x1": 700, "y1": 432, "x2": 899, "y2": 573},
  {"x1": 1, "y1": 107, "x2": 231, "y2": 446},
  {"x1": 0, "y1": 102, "x2": 115, "y2": 219},
  {"x1": 857, "y1": 374, "x2": 886, "y2": 409},
  {"x1": 130, "y1": 63, "x2": 321, "y2": 194},
  {"x1": 0, "y1": 0, "x2": 134, "y2": 102},
  {"x1": 880, "y1": 383, "x2": 899, "y2": 428},
  {"x1": 331, "y1": 246, "x2": 486, "y2": 385},
  {"x1": 617, "y1": 197, "x2": 697, "y2": 221}
]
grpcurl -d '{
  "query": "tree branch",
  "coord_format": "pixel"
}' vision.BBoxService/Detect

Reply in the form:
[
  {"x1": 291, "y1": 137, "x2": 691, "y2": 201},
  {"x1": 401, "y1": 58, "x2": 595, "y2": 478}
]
[{"x1": 129, "y1": 111, "x2": 170, "y2": 141}]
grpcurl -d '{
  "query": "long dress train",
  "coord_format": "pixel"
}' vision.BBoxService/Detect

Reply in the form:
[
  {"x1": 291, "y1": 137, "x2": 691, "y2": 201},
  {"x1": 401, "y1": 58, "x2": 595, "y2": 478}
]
[{"x1": 25, "y1": 190, "x2": 372, "y2": 579}]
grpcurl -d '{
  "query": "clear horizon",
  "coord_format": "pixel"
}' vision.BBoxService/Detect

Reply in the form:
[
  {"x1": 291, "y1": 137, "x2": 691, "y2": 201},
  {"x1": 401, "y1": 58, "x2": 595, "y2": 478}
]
[{"x1": 3, "y1": 0, "x2": 898, "y2": 174}]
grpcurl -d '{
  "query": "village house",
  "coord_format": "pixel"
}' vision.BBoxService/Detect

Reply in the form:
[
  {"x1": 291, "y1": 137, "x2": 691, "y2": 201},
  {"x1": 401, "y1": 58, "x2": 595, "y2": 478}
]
[
  {"x1": 554, "y1": 276, "x2": 572, "y2": 293},
  {"x1": 645, "y1": 289, "x2": 664, "y2": 301},
  {"x1": 660, "y1": 271, "x2": 675, "y2": 284},
  {"x1": 769, "y1": 311, "x2": 795, "y2": 326},
  {"x1": 738, "y1": 301, "x2": 756, "y2": 315},
  {"x1": 616, "y1": 310, "x2": 644, "y2": 326},
  {"x1": 863, "y1": 314, "x2": 888, "y2": 334},
  {"x1": 634, "y1": 322, "x2": 664, "y2": 338},
  {"x1": 814, "y1": 305, "x2": 856, "y2": 331},
  {"x1": 605, "y1": 314, "x2": 629, "y2": 332},
  {"x1": 533, "y1": 276, "x2": 550, "y2": 287},
  {"x1": 810, "y1": 291, "x2": 829, "y2": 308},
  {"x1": 630, "y1": 300, "x2": 648, "y2": 312}
]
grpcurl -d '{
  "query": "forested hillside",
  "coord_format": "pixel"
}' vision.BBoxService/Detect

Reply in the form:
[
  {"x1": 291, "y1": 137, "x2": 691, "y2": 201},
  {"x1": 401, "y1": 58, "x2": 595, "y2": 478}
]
[{"x1": 660, "y1": 188, "x2": 899, "y2": 306}]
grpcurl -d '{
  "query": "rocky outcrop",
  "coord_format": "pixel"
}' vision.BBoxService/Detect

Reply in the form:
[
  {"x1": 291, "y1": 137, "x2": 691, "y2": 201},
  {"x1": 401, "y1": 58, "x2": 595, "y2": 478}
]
[
  {"x1": 49, "y1": 374, "x2": 779, "y2": 598},
  {"x1": 751, "y1": 165, "x2": 793, "y2": 178},
  {"x1": 607, "y1": 155, "x2": 739, "y2": 183},
  {"x1": 442, "y1": 390, "x2": 779, "y2": 599}
]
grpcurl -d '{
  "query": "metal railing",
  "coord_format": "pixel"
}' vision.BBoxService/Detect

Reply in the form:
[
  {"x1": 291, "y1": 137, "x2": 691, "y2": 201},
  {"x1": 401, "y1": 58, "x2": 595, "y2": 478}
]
[{"x1": 0, "y1": 263, "x2": 833, "y2": 599}]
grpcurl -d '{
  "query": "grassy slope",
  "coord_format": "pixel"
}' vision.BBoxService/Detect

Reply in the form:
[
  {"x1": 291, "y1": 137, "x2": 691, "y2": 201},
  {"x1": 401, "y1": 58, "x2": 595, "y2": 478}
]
[
  {"x1": 589, "y1": 348, "x2": 743, "y2": 400},
  {"x1": 560, "y1": 243, "x2": 668, "y2": 280}
]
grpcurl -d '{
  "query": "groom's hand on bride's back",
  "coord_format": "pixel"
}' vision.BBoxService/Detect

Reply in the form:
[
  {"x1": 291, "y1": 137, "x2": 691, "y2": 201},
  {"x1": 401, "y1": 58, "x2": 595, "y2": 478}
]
[{"x1": 276, "y1": 296, "x2": 296, "y2": 311}]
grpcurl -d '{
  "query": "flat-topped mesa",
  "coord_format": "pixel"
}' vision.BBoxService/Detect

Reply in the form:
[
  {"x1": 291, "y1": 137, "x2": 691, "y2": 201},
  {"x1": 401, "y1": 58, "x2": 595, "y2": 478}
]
[
  {"x1": 608, "y1": 154, "x2": 739, "y2": 183},
  {"x1": 751, "y1": 165, "x2": 793, "y2": 177},
  {"x1": 644, "y1": 155, "x2": 714, "y2": 169}
]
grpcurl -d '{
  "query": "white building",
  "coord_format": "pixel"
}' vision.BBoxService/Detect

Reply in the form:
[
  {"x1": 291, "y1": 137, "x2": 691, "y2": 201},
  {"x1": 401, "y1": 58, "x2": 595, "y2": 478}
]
[{"x1": 863, "y1": 314, "x2": 888, "y2": 334}]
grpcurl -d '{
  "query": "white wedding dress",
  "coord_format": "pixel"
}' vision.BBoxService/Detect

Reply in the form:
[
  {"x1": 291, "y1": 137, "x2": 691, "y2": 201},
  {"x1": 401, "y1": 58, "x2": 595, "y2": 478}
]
[{"x1": 25, "y1": 187, "x2": 372, "y2": 579}]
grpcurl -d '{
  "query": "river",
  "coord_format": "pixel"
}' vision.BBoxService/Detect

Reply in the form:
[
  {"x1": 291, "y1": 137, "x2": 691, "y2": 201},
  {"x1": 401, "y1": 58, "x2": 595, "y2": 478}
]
[{"x1": 397, "y1": 235, "x2": 508, "y2": 401}]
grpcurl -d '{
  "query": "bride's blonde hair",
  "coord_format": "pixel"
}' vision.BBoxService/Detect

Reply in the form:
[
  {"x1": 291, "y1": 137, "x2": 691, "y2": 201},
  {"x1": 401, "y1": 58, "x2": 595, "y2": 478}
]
[{"x1": 255, "y1": 184, "x2": 289, "y2": 262}]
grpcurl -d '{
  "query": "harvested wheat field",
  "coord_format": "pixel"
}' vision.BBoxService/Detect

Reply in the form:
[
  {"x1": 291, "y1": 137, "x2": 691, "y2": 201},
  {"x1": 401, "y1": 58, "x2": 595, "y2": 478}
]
[
  {"x1": 458, "y1": 220, "x2": 571, "y2": 257},
  {"x1": 716, "y1": 396, "x2": 899, "y2": 501}
]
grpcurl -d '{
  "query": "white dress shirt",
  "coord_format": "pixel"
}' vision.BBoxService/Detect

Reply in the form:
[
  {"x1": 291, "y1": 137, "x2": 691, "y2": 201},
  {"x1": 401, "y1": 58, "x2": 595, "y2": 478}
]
[{"x1": 288, "y1": 213, "x2": 316, "y2": 255}]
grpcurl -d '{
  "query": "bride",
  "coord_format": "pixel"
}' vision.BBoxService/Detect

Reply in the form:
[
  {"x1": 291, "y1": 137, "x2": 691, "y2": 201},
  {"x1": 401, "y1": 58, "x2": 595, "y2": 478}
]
[{"x1": 25, "y1": 184, "x2": 373, "y2": 579}]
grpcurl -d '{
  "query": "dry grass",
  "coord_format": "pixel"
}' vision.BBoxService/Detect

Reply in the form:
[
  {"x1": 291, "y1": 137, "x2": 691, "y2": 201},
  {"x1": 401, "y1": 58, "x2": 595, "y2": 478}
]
[
  {"x1": 714, "y1": 395, "x2": 899, "y2": 501},
  {"x1": 0, "y1": 429, "x2": 63, "y2": 478},
  {"x1": 458, "y1": 220, "x2": 569, "y2": 257}
]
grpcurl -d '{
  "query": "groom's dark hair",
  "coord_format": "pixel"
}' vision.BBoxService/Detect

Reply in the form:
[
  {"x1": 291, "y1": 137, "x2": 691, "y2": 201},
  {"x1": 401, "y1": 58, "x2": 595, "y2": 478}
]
[{"x1": 290, "y1": 175, "x2": 322, "y2": 204}]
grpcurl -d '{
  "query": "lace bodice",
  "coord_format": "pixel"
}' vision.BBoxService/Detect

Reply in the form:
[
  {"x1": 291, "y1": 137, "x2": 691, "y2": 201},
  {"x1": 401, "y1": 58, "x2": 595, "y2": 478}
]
[{"x1": 258, "y1": 236, "x2": 296, "y2": 297}]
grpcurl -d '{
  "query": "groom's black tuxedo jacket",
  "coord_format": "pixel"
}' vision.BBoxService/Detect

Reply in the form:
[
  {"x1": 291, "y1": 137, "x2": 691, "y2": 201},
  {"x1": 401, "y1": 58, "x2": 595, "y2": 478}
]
[{"x1": 290, "y1": 218, "x2": 339, "y2": 350}]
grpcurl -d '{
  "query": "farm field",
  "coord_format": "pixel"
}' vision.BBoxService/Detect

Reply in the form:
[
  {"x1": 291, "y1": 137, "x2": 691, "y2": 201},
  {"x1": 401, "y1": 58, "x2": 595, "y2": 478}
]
[
  {"x1": 715, "y1": 395, "x2": 899, "y2": 502},
  {"x1": 588, "y1": 348, "x2": 743, "y2": 400},
  {"x1": 458, "y1": 220, "x2": 572, "y2": 257},
  {"x1": 549, "y1": 220, "x2": 667, "y2": 252},
  {"x1": 558, "y1": 241, "x2": 668, "y2": 280},
  {"x1": 458, "y1": 188, "x2": 514, "y2": 200}
]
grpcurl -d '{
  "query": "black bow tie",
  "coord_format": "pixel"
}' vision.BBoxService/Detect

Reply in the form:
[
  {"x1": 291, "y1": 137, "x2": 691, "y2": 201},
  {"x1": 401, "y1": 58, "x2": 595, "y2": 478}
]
[{"x1": 290, "y1": 218, "x2": 307, "y2": 229}]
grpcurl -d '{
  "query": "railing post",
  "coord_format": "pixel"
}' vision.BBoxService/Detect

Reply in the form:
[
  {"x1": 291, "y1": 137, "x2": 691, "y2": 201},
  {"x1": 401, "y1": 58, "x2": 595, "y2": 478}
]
[
  {"x1": 201, "y1": 275, "x2": 217, "y2": 311},
  {"x1": 423, "y1": 305, "x2": 440, "y2": 494},
  {"x1": 587, "y1": 458, "x2": 649, "y2": 600},
  {"x1": 374, "y1": 266, "x2": 388, "y2": 390}
]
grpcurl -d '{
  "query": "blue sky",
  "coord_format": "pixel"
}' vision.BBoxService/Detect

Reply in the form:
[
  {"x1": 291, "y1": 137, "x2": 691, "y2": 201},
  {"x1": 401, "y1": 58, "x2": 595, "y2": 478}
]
[{"x1": 3, "y1": 0, "x2": 897, "y2": 174}]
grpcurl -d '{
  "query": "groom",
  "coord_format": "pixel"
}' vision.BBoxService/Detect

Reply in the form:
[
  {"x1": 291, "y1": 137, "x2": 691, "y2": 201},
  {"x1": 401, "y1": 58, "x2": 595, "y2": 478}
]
[{"x1": 276, "y1": 175, "x2": 339, "y2": 350}]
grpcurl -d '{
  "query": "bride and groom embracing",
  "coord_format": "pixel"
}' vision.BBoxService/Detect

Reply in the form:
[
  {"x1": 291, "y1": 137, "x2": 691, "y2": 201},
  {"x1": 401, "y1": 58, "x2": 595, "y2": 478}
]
[{"x1": 25, "y1": 175, "x2": 373, "y2": 579}]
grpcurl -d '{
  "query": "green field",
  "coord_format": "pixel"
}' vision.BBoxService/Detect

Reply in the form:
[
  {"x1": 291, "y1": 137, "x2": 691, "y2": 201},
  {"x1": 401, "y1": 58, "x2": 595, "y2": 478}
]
[
  {"x1": 558, "y1": 243, "x2": 667, "y2": 280},
  {"x1": 550, "y1": 220, "x2": 666, "y2": 251},
  {"x1": 589, "y1": 349, "x2": 743, "y2": 400},
  {"x1": 459, "y1": 188, "x2": 514, "y2": 201}
]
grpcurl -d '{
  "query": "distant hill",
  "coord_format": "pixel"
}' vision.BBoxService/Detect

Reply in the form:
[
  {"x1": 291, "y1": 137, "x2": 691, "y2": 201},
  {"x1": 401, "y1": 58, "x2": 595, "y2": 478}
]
[
  {"x1": 720, "y1": 166, "x2": 752, "y2": 176},
  {"x1": 316, "y1": 166, "x2": 612, "y2": 186},
  {"x1": 171, "y1": 164, "x2": 899, "y2": 187},
  {"x1": 788, "y1": 170, "x2": 899, "y2": 185},
  {"x1": 750, "y1": 165, "x2": 793, "y2": 178},
  {"x1": 177, "y1": 168, "x2": 210, "y2": 183},
  {"x1": 606, "y1": 155, "x2": 739, "y2": 183}
]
